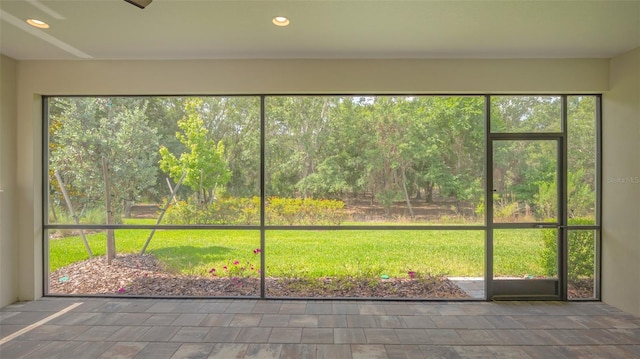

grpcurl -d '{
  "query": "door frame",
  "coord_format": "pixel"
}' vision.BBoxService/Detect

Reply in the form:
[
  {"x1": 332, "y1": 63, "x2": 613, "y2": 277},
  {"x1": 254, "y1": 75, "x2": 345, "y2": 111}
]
[{"x1": 486, "y1": 132, "x2": 567, "y2": 300}]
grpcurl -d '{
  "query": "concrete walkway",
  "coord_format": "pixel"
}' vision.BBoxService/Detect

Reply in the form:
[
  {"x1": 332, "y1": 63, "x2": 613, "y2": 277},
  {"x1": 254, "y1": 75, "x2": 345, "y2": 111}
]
[{"x1": 1, "y1": 298, "x2": 639, "y2": 358}]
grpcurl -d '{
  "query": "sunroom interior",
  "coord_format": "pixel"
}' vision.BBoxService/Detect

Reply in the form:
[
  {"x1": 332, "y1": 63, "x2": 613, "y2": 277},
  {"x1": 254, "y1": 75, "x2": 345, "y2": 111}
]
[{"x1": 0, "y1": 0, "x2": 639, "y2": 317}]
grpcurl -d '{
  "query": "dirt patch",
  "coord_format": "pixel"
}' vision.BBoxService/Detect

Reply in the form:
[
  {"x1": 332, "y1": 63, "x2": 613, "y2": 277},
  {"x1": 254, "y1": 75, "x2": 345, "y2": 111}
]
[
  {"x1": 568, "y1": 279, "x2": 595, "y2": 299},
  {"x1": 49, "y1": 254, "x2": 468, "y2": 298}
]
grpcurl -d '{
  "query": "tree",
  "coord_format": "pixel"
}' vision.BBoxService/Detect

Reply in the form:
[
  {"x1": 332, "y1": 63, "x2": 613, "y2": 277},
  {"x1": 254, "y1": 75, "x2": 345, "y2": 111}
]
[
  {"x1": 49, "y1": 97, "x2": 159, "y2": 263},
  {"x1": 159, "y1": 98, "x2": 232, "y2": 205}
]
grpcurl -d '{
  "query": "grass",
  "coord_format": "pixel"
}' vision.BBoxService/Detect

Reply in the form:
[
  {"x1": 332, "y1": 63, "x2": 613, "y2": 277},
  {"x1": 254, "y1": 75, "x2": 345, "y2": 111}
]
[{"x1": 49, "y1": 218, "x2": 550, "y2": 279}]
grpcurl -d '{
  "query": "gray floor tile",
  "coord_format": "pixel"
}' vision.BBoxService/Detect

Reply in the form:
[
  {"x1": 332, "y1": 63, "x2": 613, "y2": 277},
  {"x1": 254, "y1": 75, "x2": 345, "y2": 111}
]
[
  {"x1": 453, "y1": 345, "x2": 494, "y2": 358},
  {"x1": 107, "y1": 325, "x2": 152, "y2": 341},
  {"x1": 486, "y1": 345, "x2": 533, "y2": 359},
  {"x1": 235, "y1": 327, "x2": 272, "y2": 343},
  {"x1": 146, "y1": 302, "x2": 179, "y2": 313},
  {"x1": 347, "y1": 314, "x2": 378, "y2": 328},
  {"x1": 384, "y1": 344, "x2": 426, "y2": 359},
  {"x1": 208, "y1": 343, "x2": 249, "y2": 358},
  {"x1": 200, "y1": 313, "x2": 235, "y2": 327},
  {"x1": 2, "y1": 299, "x2": 639, "y2": 359},
  {"x1": 269, "y1": 327, "x2": 303, "y2": 343},
  {"x1": 456, "y1": 329, "x2": 500, "y2": 345},
  {"x1": 0, "y1": 324, "x2": 26, "y2": 337},
  {"x1": 23, "y1": 340, "x2": 82, "y2": 359},
  {"x1": 318, "y1": 314, "x2": 348, "y2": 328},
  {"x1": 382, "y1": 305, "x2": 414, "y2": 316},
  {"x1": 56, "y1": 341, "x2": 115, "y2": 358},
  {"x1": 196, "y1": 302, "x2": 230, "y2": 314},
  {"x1": 144, "y1": 313, "x2": 181, "y2": 325},
  {"x1": 171, "y1": 327, "x2": 211, "y2": 342},
  {"x1": 376, "y1": 315, "x2": 406, "y2": 328},
  {"x1": 74, "y1": 325, "x2": 124, "y2": 342},
  {"x1": 0, "y1": 311, "x2": 52, "y2": 325},
  {"x1": 333, "y1": 303, "x2": 360, "y2": 315},
  {"x1": 423, "y1": 328, "x2": 465, "y2": 345},
  {"x1": 400, "y1": 316, "x2": 437, "y2": 329},
  {"x1": 521, "y1": 345, "x2": 573, "y2": 359},
  {"x1": 431, "y1": 316, "x2": 467, "y2": 329},
  {"x1": 280, "y1": 344, "x2": 317, "y2": 359},
  {"x1": 301, "y1": 328, "x2": 334, "y2": 344},
  {"x1": 137, "y1": 326, "x2": 181, "y2": 342},
  {"x1": 365, "y1": 328, "x2": 400, "y2": 344},
  {"x1": 457, "y1": 315, "x2": 496, "y2": 329},
  {"x1": 485, "y1": 315, "x2": 527, "y2": 329},
  {"x1": 359, "y1": 304, "x2": 387, "y2": 315},
  {"x1": 225, "y1": 301, "x2": 256, "y2": 314},
  {"x1": 172, "y1": 313, "x2": 206, "y2": 326},
  {"x1": 334, "y1": 328, "x2": 367, "y2": 344},
  {"x1": 203, "y1": 327, "x2": 241, "y2": 342},
  {"x1": 170, "y1": 343, "x2": 215, "y2": 359},
  {"x1": 419, "y1": 345, "x2": 461, "y2": 359},
  {"x1": 351, "y1": 344, "x2": 389, "y2": 359},
  {"x1": 289, "y1": 315, "x2": 319, "y2": 327},
  {"x1": 230, "y1": 313, "x2": 263, "y2": 327},
  {"x1": 394, "y1": 329, "x2": 428, "y2": 345},
  {"x1": 279, "y1": 303, "x2": 307, "y2": 314},
  {"x1": 259, "y1": 314, "x2": 291, "y2": 327},
  {"x1": 98, "y1": 341, "x2": 147, "y2": 358},
  {"x1": 135, "y1": 342, "x2": 181, "y2": 358},
  {"x1": 408, "y1": 304, "x2": 440, "y2": 315},
  {"x1": 252, "y1": 302, "x2": 282, "y2": 314},
  {"x1": 316, "y1": 344, "x2": 351, "y2": 359},
  {"x1": 306, "y1": 303, "x2": 333, "y2": 315},
  {"x1": 244, "y1": 343, "x2": 283, "y2": 358},
  {"x1": 19, "y1": 324, "x2": 90, "y2": 341}
]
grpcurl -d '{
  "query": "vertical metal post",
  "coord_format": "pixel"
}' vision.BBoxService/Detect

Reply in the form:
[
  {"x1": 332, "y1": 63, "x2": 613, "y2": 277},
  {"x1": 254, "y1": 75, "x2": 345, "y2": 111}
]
[
  {"x1": 260, "y1": 96, "x2": 266, "y2": 299},
  {"x1": 595, "y1": 95, "x2": 603, "y2": 299},
  {"x1": 484, "y1": 95, "x2": 493, "y2": 300},
  {"x1": 559, "y1": 96, "x2": 568, "y2": 300},
  {"x1": 42, "y1": 97, "x2": 50, "y2": 295}
]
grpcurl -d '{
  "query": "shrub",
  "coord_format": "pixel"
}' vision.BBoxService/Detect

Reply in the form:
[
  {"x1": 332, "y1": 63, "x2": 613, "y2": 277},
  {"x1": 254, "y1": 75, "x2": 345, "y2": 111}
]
[
  {"x1": 163, "y1": 196, "x2": 346, "y2": 225},
  {"x1": 540, "y1": 218, "x2": 595, "y2": 281}
]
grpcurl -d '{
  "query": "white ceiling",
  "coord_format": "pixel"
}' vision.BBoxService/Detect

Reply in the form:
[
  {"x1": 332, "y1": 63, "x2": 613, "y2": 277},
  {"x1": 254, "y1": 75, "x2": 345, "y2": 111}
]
[{"x1": 1, "y1": 0, "x2": 639, "y2": 60}]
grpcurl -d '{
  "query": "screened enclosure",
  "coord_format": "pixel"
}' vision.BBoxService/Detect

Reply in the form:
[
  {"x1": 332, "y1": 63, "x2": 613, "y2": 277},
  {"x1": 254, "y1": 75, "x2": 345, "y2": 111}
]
[{"x1": 44, "y1": 95, "x2": 600, "y2": 300}]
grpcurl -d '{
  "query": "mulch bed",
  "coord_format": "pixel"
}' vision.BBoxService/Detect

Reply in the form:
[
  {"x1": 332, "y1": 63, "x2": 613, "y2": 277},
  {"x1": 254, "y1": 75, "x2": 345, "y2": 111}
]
[{"x1": 49, "y1": 254, "x2": 468, "y2": 298}]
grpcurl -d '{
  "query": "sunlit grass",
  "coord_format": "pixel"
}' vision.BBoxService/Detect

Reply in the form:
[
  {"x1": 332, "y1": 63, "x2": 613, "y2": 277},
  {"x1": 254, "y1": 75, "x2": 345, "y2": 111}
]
[{"x1": 49, "y1": 219, "x2": 548, "y2": 278}]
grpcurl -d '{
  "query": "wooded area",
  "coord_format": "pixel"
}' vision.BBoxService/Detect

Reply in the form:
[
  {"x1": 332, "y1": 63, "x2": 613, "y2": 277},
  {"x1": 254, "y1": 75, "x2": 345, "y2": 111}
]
[{"x1": 48, "y1": 95, "x2": 597, "y2": 231}]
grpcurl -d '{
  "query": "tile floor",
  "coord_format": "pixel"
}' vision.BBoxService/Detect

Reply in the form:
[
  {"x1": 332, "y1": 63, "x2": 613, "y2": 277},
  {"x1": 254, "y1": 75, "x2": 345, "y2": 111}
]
[{"x1": 1, "y1": 298, "x2": 639, "y2": 358}]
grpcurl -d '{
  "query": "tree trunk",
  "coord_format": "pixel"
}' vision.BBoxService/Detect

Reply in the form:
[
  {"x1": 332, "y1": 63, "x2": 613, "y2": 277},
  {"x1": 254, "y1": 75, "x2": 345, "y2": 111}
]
[
  {"x1": 54, "y1": 170, "x2": 93, "y2": 258},
  {"x1": 102, "y1": 158, "x2": 116, "y2": 265},
  {"x1": 401, "y1": 167, "x2": 414, "y2": 218},
  {"x1": 425, "y1": 182, "x2": 434, "y2": 203}
]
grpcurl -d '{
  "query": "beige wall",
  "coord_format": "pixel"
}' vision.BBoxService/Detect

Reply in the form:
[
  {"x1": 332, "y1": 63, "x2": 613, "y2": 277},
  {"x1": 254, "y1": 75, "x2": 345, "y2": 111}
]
[
  {"x1": 602, "y1": 47, "x2": 640, "y2": 316},
  {"x1": 10, "y1": 57, "x2": 621, "y2": 306},
  {"x1": 0, "y1": 55, "x2": 18, "y2": 307}
]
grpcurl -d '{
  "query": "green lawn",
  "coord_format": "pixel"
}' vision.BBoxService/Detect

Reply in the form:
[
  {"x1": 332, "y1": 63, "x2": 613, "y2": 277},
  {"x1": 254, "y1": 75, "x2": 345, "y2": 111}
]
[{"x1": 49, "y1": 219, "x2": 550, "y2": 279}]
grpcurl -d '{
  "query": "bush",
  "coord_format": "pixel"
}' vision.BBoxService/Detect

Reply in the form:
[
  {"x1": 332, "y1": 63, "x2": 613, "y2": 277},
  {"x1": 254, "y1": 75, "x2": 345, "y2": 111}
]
[
  {"x1": 163, "y1": 196, "x2": 346, "y2": 225},
  {"x1": 266, "y1": 197, "x2": 346, "y2": 225},
  {"x1": 540, "y1": 218, "x2": 595, "y2": 281}
]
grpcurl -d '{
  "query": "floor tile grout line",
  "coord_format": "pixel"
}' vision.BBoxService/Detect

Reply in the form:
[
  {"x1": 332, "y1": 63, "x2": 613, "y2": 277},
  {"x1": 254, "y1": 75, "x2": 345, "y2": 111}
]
[{"x1": 0, "y1": 302, "x2": 84, "y2": 346}]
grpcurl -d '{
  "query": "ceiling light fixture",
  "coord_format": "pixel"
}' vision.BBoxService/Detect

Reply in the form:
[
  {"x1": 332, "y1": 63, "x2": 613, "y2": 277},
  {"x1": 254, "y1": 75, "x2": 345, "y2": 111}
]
[
  {"x1": 272, "y1": 16, "x2": 290, "y2": 27},
  {"x1": 26, "y1": 18, "x2": 49, "y2": 29}
]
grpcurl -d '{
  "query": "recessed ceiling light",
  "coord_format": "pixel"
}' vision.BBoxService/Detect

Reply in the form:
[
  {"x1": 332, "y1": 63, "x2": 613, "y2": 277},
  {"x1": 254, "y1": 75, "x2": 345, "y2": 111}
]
[
  {"x1": 26, "y1": 18, "x2": 50, "y2": 29},
  {"x1": 272, "y1": 16, "x2": 290, "y2": 27}
]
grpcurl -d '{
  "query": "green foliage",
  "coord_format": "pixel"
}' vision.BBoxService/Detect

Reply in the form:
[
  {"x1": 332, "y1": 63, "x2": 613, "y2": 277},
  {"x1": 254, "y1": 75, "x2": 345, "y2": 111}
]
[
  {"x1": 540, "y1": 218, "x2": 595, "y2": 280},
  {"x1": 375, "y1": 190, "x2": 402, "y2": 216},
  {"x1": 266, "y1": 197, "x2": 347, "y2": 225},
  {"x1": 163, "y1": 197, "x2": 259, "y2": 225},
  {"x1": 162, "y1": 196, "x2": 346, "y2": 225},
  {"x1": 49, "y1": 97, "x2": 159, "y2": 223},
  {"x1": 159, "y1": 98, "x2": 231, "y2": 204}
]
